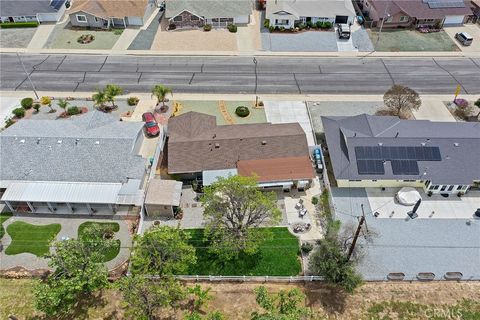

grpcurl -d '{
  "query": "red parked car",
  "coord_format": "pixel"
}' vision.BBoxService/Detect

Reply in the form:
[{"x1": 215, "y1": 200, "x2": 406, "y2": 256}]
[{"x1": 142, "y1": 112, "x2": 160, "y2": 137}]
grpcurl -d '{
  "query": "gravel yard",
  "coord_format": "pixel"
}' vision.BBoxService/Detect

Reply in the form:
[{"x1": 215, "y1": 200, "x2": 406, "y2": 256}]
[
  {"x1": 151, "y1": 27, "x2": 237, "y2": 51},
  {"x1": 261, "y1": 30, "x2": 338, "y2": 52},
  {"x1": 0, "y1": 28, "x2": 36, "y2": 48}
]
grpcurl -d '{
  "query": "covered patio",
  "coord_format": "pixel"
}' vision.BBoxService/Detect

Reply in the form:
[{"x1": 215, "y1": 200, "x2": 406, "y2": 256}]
[{"x1": 144, "y1": 179, "x2": 183, "y2": 217}]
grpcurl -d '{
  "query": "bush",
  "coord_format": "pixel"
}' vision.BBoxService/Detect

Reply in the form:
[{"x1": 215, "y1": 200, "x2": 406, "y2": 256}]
[
  {"x1": 264, "y1": 19, "x2": 270, "y2": 28},
  {"x1": 40, "y1": 96, "x2": 52, "y2": 106},
  {"x1": 33, "y1": 103, "x2": 41, "y2": 112},
  {"x1": 311, "y1": 196, "x2": 319, "y2": 205},
  {"x1": 323, "y1": 21, "x2": 332, "y2": 29},
  {"x1": 306, "y1": 21, "x2": 314, "y2": 28},
  {"x1": 127, "y1": 96, "x2": 139, "y2": 106},
  {"x1": 168, "y1": 23, "x2": 176, "y2": 30},
  {"x1": 269, "y1": 26, "x2": 275, "y2": 33},
  {"x1": 454, "y1": 104, "x2": 473, "y2": 120},
  {"x1": 235, "y1": 106, "x2": 250, "y2": 117},
  {"x1": 454, "y1": 98, "x2": 469, "y2": 107},
  {"x1": 12, "y1": 107, "x2": 25, "y2": 118},
  {"x1": 67, "y1": 106, "x2": 81, "y2": 116},
  {"x1": 113, "y1": 29, "x2": 123, "y2": 35},
  {"x1": 298, "y1": 23, "x2": 306, "y2": 30},
  {"x1": 21, "y1": 97, "x2": 33, "y2": 109},
  {"x1": 203, "y1": 24, "x2": 212, "y2": 31},
  {"x1": 227, "y1": 24, "x2": 237, "y2": 33},
  {"x1": 301, "y1": 242, "x2": 314, "y2": 254},
  {"x1": 315, "y1": 21, "x2": 323, "y2": 29},
  {"x1": 0, "y1": 22, "x2": 38, "y2": 28},
  {"x1": 5, "y1": 118, "x2": 15, "y2": 128}
]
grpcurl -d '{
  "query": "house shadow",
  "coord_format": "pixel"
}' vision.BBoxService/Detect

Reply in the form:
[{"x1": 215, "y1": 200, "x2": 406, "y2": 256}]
[{"x1": 304, "y1": 283, "x2": 348, "y2": 315}]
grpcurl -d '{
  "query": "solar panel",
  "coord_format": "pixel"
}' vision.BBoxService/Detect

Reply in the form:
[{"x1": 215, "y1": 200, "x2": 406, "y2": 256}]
[
  {"x1": 391, "y1": 160, "x2": 420, "y2": 175},
  {"x1": 51, "y1": 0, "x2": 66, "y2": 10},
  {"x1": 357, "y1": 160, "x2": 385, "y2": 175},
  {"x1": 428, "y1": 1, "x2": 465, "y2": 8},
  {"x1": 355, "y1": 146, "x2": 441, "y2": 161}
]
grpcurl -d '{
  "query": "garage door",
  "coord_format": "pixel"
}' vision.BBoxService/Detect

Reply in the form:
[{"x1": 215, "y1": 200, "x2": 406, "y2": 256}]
[
  {"x1": 127, "y1": 16, "x2": 143, "y2": 26},
  {"x1": 444, "y1": 15, "x2": 465, "y2": 25},
  {"x1": 335, "y1": 15, "x2": 348, "y2": 24}
]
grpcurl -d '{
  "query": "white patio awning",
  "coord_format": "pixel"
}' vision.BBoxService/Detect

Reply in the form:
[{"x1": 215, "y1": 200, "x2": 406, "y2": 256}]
[
  {"x1": 1, "y1": 181, "x2": 122, "y2": 204},
  {"x1": 202, "y1": 169, "x2": 238, "y2": 186},
  {"x1": 258, "y1": 181, "x2": 294, "y2": 188}
]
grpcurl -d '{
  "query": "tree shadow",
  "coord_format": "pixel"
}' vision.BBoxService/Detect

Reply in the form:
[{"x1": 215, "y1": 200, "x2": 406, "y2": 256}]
[{"x1": 304, "y1": 283, "x2": 348, "y2": 315}]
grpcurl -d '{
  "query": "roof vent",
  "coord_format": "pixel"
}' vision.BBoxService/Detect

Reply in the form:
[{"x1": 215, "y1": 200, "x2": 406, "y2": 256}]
[
  {"x1": 75, "y1": 139, "x2": 80, "y2": 145},
  {"x1": 57, "y1": 140, "x2": 62, "y2": 144},
  {"x1": 37, "y1": 138, "x2": 41, "y2": 144},
  {"x1": 421, "y1": 142, "x2": 426, "y2": 146},
  {"x1": 378, "y1": 142, "x2": 383, "y2": 146},
  {"x1": 214, "y1": 143, "x2": 220, "y2": 148},
  {"x1": 454, "y1": 143, "x2": 459, "y2": 147},
  {"x1": 261, "y1": 140, "x2": 267, "y2": 145},
  {"x1": 20, "y1": 139, "x2": 25, "y2": 144},
  {"x1": 95, "y1": 141, "x2": 100, "y2": 145}
]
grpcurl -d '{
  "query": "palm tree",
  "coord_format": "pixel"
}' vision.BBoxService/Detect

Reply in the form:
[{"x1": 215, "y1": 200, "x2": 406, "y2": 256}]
[
  {"x1": 105, "y1": 84, "x2": 123, "y2": 109},
  {"x1": 57, "y1": 99, "x2": 69, "y2": 115},
  {"x1": 92, "y1": 89, "x2": 107, "y2": 110},
  {"x1": 151, "y1": 84, "x2": 172, "y2": 108}
]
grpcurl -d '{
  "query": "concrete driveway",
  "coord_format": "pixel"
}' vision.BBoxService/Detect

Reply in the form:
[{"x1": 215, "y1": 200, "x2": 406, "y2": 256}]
[
  {"x1": 261, "y1": 30, "x2": 337, "y2": 52},
  {"x1": 412, "y1": 99, "x2": 456, "y2": 122},
  {"x1": 0, "y1": 96, "x2": 21, "y2": 127},
  {"x1": 444, "y1": 24, "x2": 480, "y2": 53}
]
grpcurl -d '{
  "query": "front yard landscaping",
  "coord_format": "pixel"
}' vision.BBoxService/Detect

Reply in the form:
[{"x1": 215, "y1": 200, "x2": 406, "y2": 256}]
[
  {"x1": 78, "y1": 221, "x2": 121, "y2": 262},
  {"x1": 45, "y1": 23, "x2": 122, "y2": 49},
  {"x1": 185, "y1": 227, "x2": 301, "y2": 276},
  {"x1": 367, "y1": 29, "x2": 459, "y2": 51},
  {"x1": 173, "y1": 100, "x2": 267, "y2": 125},
  {"x1": 5, "y1": 221, "x2": 61, "y2": 256}
]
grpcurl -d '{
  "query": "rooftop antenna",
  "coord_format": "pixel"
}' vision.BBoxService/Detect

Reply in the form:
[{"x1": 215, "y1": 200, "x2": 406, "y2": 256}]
[{"x1": 395, "y1": 132, "x2": 399, "y2": 138}]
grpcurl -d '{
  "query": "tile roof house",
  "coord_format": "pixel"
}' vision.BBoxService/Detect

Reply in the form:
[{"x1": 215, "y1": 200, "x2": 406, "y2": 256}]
[
  {"x1": 69, "y1": 0, "x2": 158, "y2": 28},
  {"x1": 0, "y1": 111, "x2": 147, "y2": 214},
  {"x1": 266, "y1": 0, "x2": 356, "y2": 29},
  {"x1": 0, "y1": 0, "x2": 67, "y2": 23},
  {"x1": 362, "y1": 0, "x2": 473, "y2": 28},
  {"x1": 165, "y1": 0, "x2": 252, "y2": 28},
  {"x1": 322, "y1": 114, "x2": 480, "y2": 194},
  {"x1": 167, "y1": 112, "x2": 314, "y2": 189}
]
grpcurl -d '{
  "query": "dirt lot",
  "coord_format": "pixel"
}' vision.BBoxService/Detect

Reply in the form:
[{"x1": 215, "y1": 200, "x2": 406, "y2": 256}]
[{"x1": 2, "y1": 279, "x2": 480, "y2": 319}]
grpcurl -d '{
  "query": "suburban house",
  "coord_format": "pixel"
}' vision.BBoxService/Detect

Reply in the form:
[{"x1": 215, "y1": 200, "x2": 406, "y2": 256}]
[
  {"x1": 165, "y1": 0, "x2": 252, "y2": 28},
  {"x1": 322, "y1": 114, "x2": 480, "y2": 194},
  {"x1": 144, "y1": 179, "x2": 183, "y2": 217},
  {"x1": 69, "y1": 0, "x2": 158, "y2": 28},
  {"x1": 471, "y1": 0, "x2": 480, "y2": 22},
  {"x1": 362, "y1": 0, "x2": 473, "y2": 28},
  {"x1": 0, "y1": 111, "x2": 147, "y2": 215},
  {"x1": 0, "y1": 0, "x2": 67, "y2": 23},
  {"x1": 265, "y1": 0, "x2": 356, "y2": 29},
  {"x1": 167, "y1": 112, "x2": 315, "y2": 191}
]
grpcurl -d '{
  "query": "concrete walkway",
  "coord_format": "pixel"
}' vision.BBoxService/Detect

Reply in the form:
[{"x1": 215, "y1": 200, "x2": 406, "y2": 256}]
[
  {"x1": 413, "y1": 99, "x2": 456, "y2": 122},
  {"x1": 112, "y1": 28, "x2": 141, "y2": 50},
  {"x1": 0, "y1": 216, "x2": 132, "y2": 271},
  {"x1": 27, "y1": 23, "x2": 56, "y2": 49}
]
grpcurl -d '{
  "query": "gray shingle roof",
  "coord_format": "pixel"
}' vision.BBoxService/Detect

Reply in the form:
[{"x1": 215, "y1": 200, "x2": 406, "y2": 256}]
[
  {"x1": 167, "y1": 111, "x2": 310, "y2": 174},
  {"x1": 266, "y1": 0, "x2": 356, "y2": 19},
  {"x1": 0, "y1": 0, "x2": 63, "y2": 16},
  {"x1": 322, "y1": 114, "x2": 480, "y2": 185},
  {"x1": 0, "y1": 111, "x2": 146, "y2": 183},
  {"x1": 166, "y1": 0, "x2": 252, "y2": 19}
]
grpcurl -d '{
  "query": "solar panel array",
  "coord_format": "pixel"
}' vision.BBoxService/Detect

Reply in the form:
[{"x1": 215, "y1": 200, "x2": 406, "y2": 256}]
[
  {"x1": 51, "y1": 0, "x2": 66, "y2": 10},
  {"x1": 428, "y1": 1, "x2": 465, "y2": 8},
  {"x1": 354, "y1": 146, "x2": 441, "y2": 176}
]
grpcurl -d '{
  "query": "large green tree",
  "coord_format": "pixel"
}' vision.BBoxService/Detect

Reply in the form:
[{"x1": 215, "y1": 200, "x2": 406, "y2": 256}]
[
  {"x1": 201, "y1": 175, "x2": 281, "y2": 260},
  {"x1": 33, "y1": 224, "x2": 116, "y2": 316},
  {"x1": 251, "y1": 286, "x2": 311, "y2": 320},
  {"x1": 116, "y1": 274, "x2": 186, "y2": 320},
  {"x1": 130, "y1": 225, "x2": 196, "y2": 276}
]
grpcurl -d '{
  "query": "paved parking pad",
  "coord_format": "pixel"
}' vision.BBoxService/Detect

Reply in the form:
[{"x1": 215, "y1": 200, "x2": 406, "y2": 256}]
[{"x1": 261, "y1": 31, "x2": 338, "y2": 52}]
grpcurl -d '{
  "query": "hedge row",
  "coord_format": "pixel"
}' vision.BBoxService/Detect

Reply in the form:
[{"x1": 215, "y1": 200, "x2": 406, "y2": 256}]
[{"x1": 0, "y1": 22, "x2": 39, "y2": 29}]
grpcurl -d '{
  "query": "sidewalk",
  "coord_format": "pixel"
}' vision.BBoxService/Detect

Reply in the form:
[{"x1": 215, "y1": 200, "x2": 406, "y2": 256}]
[
  {"x1": 412, "y1": 99, "x2": 456, "y2": 122},
  {"x1": 112, "y1": 28, "x2": 141, "y2": 50},
  {"x1": 27, "y1": 23, "x2": 56, "y2": 49}
]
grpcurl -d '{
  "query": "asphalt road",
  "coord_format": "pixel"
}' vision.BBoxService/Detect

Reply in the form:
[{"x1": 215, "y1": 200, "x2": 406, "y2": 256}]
[{"x1": 1, "y1": 54, "x2": 479, "y2": 94}]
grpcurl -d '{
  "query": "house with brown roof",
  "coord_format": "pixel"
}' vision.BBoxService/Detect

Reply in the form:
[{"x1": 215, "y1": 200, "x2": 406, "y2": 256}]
[
  {"x1": 69, "y1": 0, "x2": 158, "y2": 29},
  {"x1": 363, "y1": 0, "x2": 472, "y2": 28},
  {"x1": 167, "y1": 112, "x2": 315, "y2": 190}
]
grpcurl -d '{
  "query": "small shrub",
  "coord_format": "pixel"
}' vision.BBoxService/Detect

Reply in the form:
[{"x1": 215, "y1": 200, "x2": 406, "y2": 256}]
[
  {"x1": 279, "y1": 26, "x2": 285, "y2": 31},
  {"x1": 5, "y1": 118, "x2": 15, "y2": 128},
  {"x1": 127, "y1": 96, "x2": 139, "y2": 106},
  {"x1": 264, "y1": 19, "x2": 270, "y2": 28},
  {"x1": 235, "y1": 106, "x2": 250, "y2": 117},
  {"x1": 203, "y1": 24, "x2": 212, "y2": 31},
  {"x1": 298, "y1": 23, "x2": 306, "y2": 30},
  {"x1": 169, "y1": 23, "x2": 177, "y2": 30},
  {"x1": 67, "y1": 106, "x2": 81, "y2": 116},
  {"x1": 227, "y1": 24, "x2": 237, "y2": 33},
  {"x1": 21, "y1": 97, "x2": 33, "y2": 109},
  {"x1": 40, "y1": 96, "x2": 52, "y2": 106},
  {"x1": 12, "y1": 107, "x2": 25, "y2": 118},
  {"x1": 257, "y1": 100, "x2": 264, "y2": 107},
  {"x1": 269, "y1": 26, "x2": 275, "y2": 33},
  {"x1": 113, "y1": 29, "x2": 123, "y2": 35},
  {"x1": 77, "y1": 34, "x2": 95, "y2": 44},
  {"x1": 33, "y1": 103, "x2": 41, "y2": 112},
  {"x1": 306, "y1": 21, "x2": 314, "y2": 28},
  {"x1": 454, "y1": 104, "x2": 473, "y2": 120},
  {"x1": 315, "y1": 21, "x2": 323, "y2": 29},
  {"x1": 301, "y1": 242, "x2": 314, "y2": 254},
  {"x1": 323, "y1": 21, "x2": 332, "y2": 29},
  {"x1": 454, "y1": 98, "x2": 469, "y2": 107},
  {"x1": 311, "y1": 196, "x2": 319, "y2": 205},
  {"x1": 0, "y1": 22, "x2": 38, "y2": 28}
]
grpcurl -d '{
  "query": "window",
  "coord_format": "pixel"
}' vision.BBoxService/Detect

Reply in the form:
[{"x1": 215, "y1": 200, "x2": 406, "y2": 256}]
[
  {"x1": 220, "y1": 18, "x2": 233, "y2": 22},
  {"x1": 456, "y1": 185, "x2": 463, "y2": 190},
  {"x1": 190, "y1": 15, "x2": 199, "y2": 21},
  {"x1": 399, "y1": 16, "x2": 409, "y2": 22},
  {"x1": 275, "y1": 19, "x2": 290, "y2": 26},
  {"x1": 430, "y1": 185, "x2": 439, "y2": 190},
  {"x1": 386, "y1": 16, "x2": 393, "y2": 23},
  {"x1": 403, "y1": 180, "x2": 416, "y2": 182},
  {"x1": 173, "y1": 15, "x2": 183, "y2": 22},
  {"x1": 94, "y1": 17, "x2": 100, "y2": 22},
  {"x1": 372, "y1": 180, "x2": 377, "y2": 182},
  {"x1": 76, "y1": 14, "x2": 87, "y2": 23},
  {"x1": 440, "y1": 185, "x2": 446, "y2": 191},
  {"x1": 447, "y1": 185, "x2": 454, "y2": 191}
]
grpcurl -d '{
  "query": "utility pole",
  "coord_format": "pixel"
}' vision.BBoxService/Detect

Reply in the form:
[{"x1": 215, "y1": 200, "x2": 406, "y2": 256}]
[
  {"x1": 346, "y1": 204, "x2": 366, "y2": 261},
  {"x1": 16, "y1": 52, "x2": 39, "y2": 99}
]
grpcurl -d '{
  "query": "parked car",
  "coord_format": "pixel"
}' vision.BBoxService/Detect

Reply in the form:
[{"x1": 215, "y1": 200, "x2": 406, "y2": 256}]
[
  {"x1": 142, "y1": 112, "x2": 160, "y2": 137},
  {"x1": 455, "y1": 32, "x2": 473, "y2": 46},
  {"x1": 475, "y1": 208, "x2": 480, "y2": 218},
  {"x1": 337, "y1": 24, "x2": 351, "y2": 39}
]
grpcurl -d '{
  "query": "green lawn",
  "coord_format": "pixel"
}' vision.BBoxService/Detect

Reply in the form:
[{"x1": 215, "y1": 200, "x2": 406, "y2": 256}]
[
  {"x1": 185, "y1": 227, "x2": 301, "y2": 276},
  {"x1": 78, "y1": 221, "x2": 120, "y2": 262},
  {"x1": 175, "y1": 100, "x2": 267, "y2": 125},
  {"x1": 5, "y1": 221, "x2": 61, "y2": 256},
  {"x1": 0, "y1": 212, "x2": 13, "y2": 239},
  {"x1": 368, "y1": 29, "x2": 459, "y2": 52}
]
